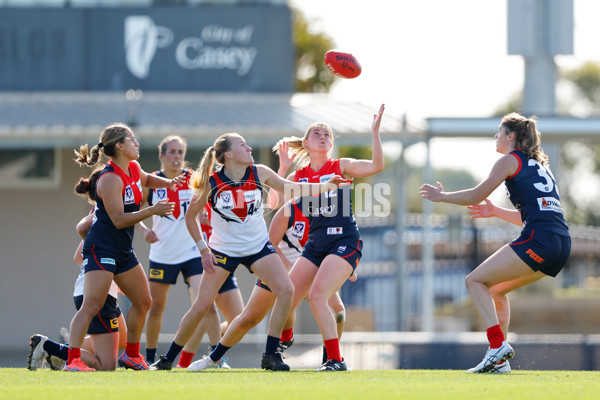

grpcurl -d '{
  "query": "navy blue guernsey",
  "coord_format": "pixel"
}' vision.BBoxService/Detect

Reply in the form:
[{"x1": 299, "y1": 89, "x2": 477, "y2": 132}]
[
  {"x1": 505, "y1": 149, "x2": 569, "y2": 236},
  {"x1": 292, "y1": 184, "x2": 360, "y2": 250},
  {"x1": 83, "y1": 160, "x2": 143, "y2": 257}
]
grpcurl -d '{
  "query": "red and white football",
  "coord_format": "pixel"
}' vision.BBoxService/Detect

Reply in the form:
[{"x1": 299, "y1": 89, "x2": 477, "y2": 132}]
[{"x1": 324, "y1": 50, "x2": 362, "y2": 79}]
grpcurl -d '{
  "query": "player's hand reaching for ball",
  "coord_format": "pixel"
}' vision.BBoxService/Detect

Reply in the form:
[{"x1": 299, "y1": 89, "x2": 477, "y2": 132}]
[{"x1": 372, "y1": 104, "x2": 385, "y2": 136}]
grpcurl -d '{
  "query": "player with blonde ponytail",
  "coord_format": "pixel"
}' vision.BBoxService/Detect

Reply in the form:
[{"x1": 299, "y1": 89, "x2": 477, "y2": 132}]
[{"x1": 150, "y1": 132, "x2": 348, "y2": 371}]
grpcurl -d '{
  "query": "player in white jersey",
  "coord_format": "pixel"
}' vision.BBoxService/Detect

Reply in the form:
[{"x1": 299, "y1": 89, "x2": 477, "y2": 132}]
[
  {"x1": 138, "y1": 136, "x2": 242, "y2": 368},
  {"x1": 149, "y1": 133, "x2": 347, "y2": 371}
]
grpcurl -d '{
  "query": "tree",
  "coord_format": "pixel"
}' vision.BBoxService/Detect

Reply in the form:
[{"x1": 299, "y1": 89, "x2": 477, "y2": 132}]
[{"x1": 292, "y1": 7, "x2": 336, "y2": 92}]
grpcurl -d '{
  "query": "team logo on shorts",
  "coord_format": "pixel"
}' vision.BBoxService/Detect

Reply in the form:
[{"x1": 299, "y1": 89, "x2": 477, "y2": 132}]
[
  {"x1": 156, "y1": 188, "x2": 167, "y2": 200},
  {"x1": 82, "y1": 259, "x2": 88, "y2": 266},
  {"x1": 327, "y1": 227, "x2": 343, "y2": 235},
  {"x1": 214, "y1": 254, "x2": 227, "y2": 265},
  {"x1": 100, "y1": 258, "x2": 116, "y2": 265},
  {"x1": 149, "y1": 268, "x2": 164, "y2": 279},
  {"x1": 110, "y1": 318, "x2": 119, "y2": 329},
  {"x1": 337, "y1": 245, "x2": 347, "y2": 253}
]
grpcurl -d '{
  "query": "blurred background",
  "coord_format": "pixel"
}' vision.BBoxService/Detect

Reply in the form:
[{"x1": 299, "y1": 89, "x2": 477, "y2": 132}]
[{"x1": 1, "y1": 0, "x2": 600, "y2": 370}]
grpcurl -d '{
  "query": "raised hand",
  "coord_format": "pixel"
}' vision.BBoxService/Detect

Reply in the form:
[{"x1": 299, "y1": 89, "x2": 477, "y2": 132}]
[
  {"x1": 372, "y1": 104, "x2": 385, "y2": 135},
  {"x1": 278, "y1": 141, "x2": 297, "y2": 174}
]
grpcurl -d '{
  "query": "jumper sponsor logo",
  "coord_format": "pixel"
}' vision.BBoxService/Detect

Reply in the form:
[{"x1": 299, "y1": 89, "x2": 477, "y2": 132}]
[
  {"x1": 537, "y1": 196, "x2": 563, "y2": 213},
  {"x1": 526, "y1": 249, "x2": 544, "y2": 264},
  {"x1": 327, "y1": 227, "x2": 343, "y2": 235},
  {"x1": 125, "y1": 16, "x2": 257, "y2": 79},
  {"x1": 298, "y1": 178, "x2": 308, "y2": 183},
  {"x1": 179, "y1": 189, "x2": 192, "y2": 202},
  {"x1": 156, "y1": 188, "x2": 167, "y2": 200},
  {"x1": 307, "y1": 205, "x2": 336, "y2": 217},
  {"x1": 319, "y1": 173, "x2": 335, "y2": 183},
  {"x1": 150, "y1": 269, "x2": 164, "y2": 279},
  {"x1": 101, "y1": 258, "x2": 116, "y2": 265},
  {"x1": 110, "y1": 318, "x2": 119, "y2": 329}
]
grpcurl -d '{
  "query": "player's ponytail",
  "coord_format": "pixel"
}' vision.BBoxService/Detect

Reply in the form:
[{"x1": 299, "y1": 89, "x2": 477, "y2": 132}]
[
  {"x1": 273, "y1": 122, "x2": 335, "y2": 167},
  {"x1": 501, "y1": 113, "x2": 548, "y2": 164},
  {"x1": 190, "y1": 133, "x2": 235, "y2": 191},
  {"x1": 74, "y1": 167, "x2": 103, "y2": 204}
]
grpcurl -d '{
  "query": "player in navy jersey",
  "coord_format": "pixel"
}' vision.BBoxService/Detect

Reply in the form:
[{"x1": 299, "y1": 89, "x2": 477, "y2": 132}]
[
  {"x1": 137, "y1": 135, "x2": 242, "y2": 368},
  {"x1": 149, "y1": 132, "x2": 347, "y2": 371},
  {"x1": 420, "y1": 113, "x2": 571, "y2": 373},
  {"x1": 268, "y1": 104, "x2": 386, "y2": 371},
  {"x1": 64, "y1": 123, "x2": 184, "y2": 372}
]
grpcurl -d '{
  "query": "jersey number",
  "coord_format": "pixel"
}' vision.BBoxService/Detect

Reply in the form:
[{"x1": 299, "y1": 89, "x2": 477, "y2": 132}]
[{"x1": 528, "y1": 159, "x2": 554, "y2": 193}]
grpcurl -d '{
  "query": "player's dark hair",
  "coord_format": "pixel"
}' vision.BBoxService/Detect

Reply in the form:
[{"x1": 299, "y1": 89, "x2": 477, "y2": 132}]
[{"x1": 74, "y1": 167, "x2": 103, "y2": 204}]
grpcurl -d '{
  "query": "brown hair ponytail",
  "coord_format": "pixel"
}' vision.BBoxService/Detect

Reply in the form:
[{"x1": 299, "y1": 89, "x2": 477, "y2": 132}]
[{"x1": 501, "y1": 113, "x2": 548, "y2": 163}]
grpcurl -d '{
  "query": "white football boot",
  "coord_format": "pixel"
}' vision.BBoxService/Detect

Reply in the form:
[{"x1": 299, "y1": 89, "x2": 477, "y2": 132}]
[
  {"x1": 187, "y1": 355, "x2": 217, "y2": 371},
  {"x1": 467, "y1": 341, "x2": 515, "y2": 373}
]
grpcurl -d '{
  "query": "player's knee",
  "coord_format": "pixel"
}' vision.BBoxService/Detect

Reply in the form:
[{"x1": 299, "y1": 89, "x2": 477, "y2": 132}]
[
  {"x1": 307, "y1": 289, "x2": 328, "y2": 307},
  {"x1": 334, "y1": 310, "x2": 346, "y2": 324},
  {"x1": 237, "y1": 312, "x2": 261, "y2": 330},
  {"x1": 149, "y1": 300, "x2": 166, "y2": 315}
]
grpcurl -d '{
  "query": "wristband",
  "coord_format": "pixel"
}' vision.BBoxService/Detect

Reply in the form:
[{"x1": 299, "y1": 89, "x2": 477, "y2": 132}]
[{"x1": 196, "y1": 239, "x2": 208, "y2": 253}]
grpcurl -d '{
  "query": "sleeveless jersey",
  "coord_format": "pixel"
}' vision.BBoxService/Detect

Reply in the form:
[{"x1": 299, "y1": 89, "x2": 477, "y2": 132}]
[
  {"x1": 83, "y1": 160, "x2": 143, "y2": 257},
  {"x1": 207, "y1": 165, "x2": 268, "y2": 257},
  {"x1": 147, "y1": 169, "x2": 198, "y2": 264},
  {"x1": 505, "y1": 149, "x2": 569, "y2": 236},
  {"x1": 293, "y1": 159, "x2": 360, "y2": 246},
  {"x1": 278, "y1": 201, "x2": 310, "y2": 264}
]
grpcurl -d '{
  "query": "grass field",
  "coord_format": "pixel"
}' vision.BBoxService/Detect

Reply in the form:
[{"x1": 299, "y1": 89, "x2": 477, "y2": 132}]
[{"x1": 2, "y1": 368, "x2": 599, "y2": 400}]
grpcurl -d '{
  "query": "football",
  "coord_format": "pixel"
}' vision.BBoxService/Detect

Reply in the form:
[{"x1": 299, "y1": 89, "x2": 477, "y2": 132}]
[{"x1": 324, "y1": 50, "x2": 362, "y2": 79}]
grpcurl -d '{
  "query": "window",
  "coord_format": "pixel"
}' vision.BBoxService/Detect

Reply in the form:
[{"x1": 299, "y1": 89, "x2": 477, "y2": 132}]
[{"x1": 0, "y1": 148, "x2": 61, "y2": 189}]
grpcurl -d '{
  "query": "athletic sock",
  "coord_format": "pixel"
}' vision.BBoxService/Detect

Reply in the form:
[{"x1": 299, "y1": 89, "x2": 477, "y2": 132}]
[
  {"x1": 165, "y1": 342, "x2": 184, "y2": 363},
  {"x1": 265, "y1": 335, "x2": 280, "y2": 355},
  {"x1": 67, "y1": 348, "x2": 81, "y2": 364},
  {"x1": 486, "y1": 325, "x2": 505, "y2": 349},
  {"x1": 43, "y1": 339, "x2": 68, "y2": 360},
  {"x1": 280, "y1": 328, "x2": 294, "y2": 342},
  {"x1": 323, "y1": 338, "x2": 342, "y2": 362},
  {"x1": 146, "y1": 348, "x2": 157, "y2": 364},
  {"x1": 125, "y1": 342, "x2": 141, "y2": 358},
  {"x1": 209, "y1": 343, "x2": 230, "y2": 362},
  {"x1": 178, "y1": 351, "x2": 194, "y2": 368}
]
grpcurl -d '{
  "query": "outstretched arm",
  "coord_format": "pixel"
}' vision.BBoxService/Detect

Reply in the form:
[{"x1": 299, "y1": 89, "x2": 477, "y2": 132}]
[
  {"x1": 419, "y1": 155, "x2": 518, "y2": 206},
  {"x1": 467, "y1": 199, "x2": 523, "y2": 226},
  {"x1": 340, "y1": 104, "x2": 386, "y2": 179}
]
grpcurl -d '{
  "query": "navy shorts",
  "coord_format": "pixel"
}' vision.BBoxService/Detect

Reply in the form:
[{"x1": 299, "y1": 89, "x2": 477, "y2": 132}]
[
  {"x1": 509, "y1": 229, "x2": 571, "y2": 277},
  {"x1": 301, "y1": 237, "x2": 363, "y2": 272},
  {"x1": 148, "y1": 258, "x2": 204, "y2": 285},
  {"x1": 211, "y1": 242, "x2": 277, "y2": 274},
  {"x1": 82, "y1": 249, "x2": 139, "y2": 275},
  {"x1": 74, "y1": 294, "x2": 121, "y2": 335},
  {"x1": 255, "y1": 278, "x2": 272, "y2": 292},
  {"x1": 149, "y1": 257, "x2": 238, "y2": 294}
]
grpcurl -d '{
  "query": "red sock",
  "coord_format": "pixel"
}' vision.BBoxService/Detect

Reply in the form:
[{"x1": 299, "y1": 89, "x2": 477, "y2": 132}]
[
  {"x1": 280, "y1": 328, "x2": 294, "y2": 342},
  {"x1": 67, "y1": 348, "x2": 81, "y2": 364},
  {"x1": 486, "y1": 325, "x2": 505, "y2": 349},
  {"x1": 125, "y1": 342, "x2": 141, "y2": 358},
  {"x1": 178, "y1": 351, "x2": 194, "y2": 368},
  {"x1": 323, "y1": 338, "x2": 342, "y2": 362}
]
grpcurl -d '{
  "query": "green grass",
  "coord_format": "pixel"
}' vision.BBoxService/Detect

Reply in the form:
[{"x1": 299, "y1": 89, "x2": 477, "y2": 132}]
[{"x1": 2, "y1": 368, "x2": 599, "y2": 400}]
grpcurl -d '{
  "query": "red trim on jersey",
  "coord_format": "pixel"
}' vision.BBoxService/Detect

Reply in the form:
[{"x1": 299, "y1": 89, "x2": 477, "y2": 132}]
[
  {"x1": 507, "y1": 152, "x2": 522, "y2": 179},
  {"x1": 290, "y1": 201, "x2": 310, "y2": 247},
  {"x1": 293, "y1": 159, "x2": 344, "y2": 183},
  {"x1": 210, "y1": 166, "x2": 261, "y2": 222},
  {"x1": 510, "y1": 230, "x2": 534, "y2": 246}
]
